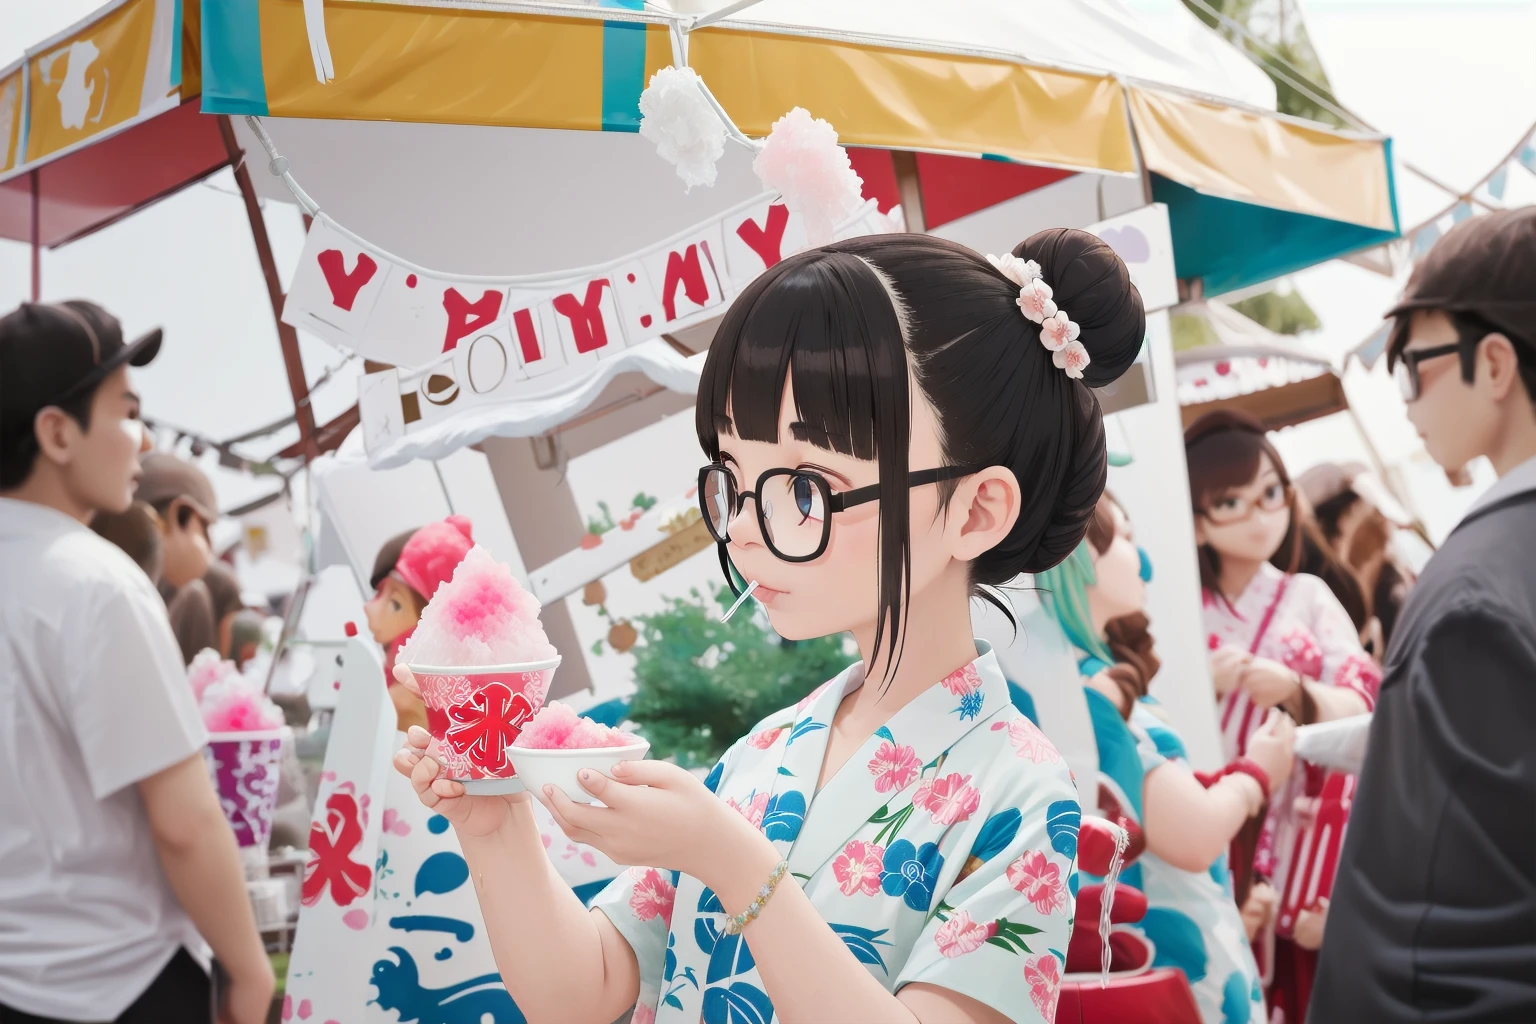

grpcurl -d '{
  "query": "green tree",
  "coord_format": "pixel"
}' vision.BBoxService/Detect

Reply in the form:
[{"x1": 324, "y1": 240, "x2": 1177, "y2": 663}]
[
  {"x1": 1229, "y1": 289, "x2": 1321, "y2": 336},
  {"x1": 625, "y1": 588, "x2": 857, "y2": 766},
  {"x1": 1180, "y1": 0, "x2": 1347, "y2": 127}
]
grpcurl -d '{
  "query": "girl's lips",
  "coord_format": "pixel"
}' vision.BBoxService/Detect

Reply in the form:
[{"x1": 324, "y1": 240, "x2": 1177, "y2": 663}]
[{"x1": 753, "y1": 585, "x2": 785, "y2": 606}]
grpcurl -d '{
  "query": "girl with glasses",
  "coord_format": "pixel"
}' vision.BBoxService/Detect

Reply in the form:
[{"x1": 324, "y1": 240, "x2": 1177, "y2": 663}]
[
  {"x1": 397, "y1": 229, "x2": 1144, "y2": 1024},
  {"x1": 1183, "y1": 411, "x2": 1381, "y2": 1024},
  {"x1": 1036, "y1": 493, "x2": 1292, "y2": 1023}
]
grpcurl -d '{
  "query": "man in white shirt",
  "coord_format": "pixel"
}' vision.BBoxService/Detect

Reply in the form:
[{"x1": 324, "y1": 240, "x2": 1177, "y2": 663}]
[{"x1": 0, "y1": 302, "x2": 273, "y2": 1023}]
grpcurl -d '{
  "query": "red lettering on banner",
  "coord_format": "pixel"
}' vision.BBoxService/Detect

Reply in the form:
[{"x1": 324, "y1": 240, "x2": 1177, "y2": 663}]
[
  {"x1": 442, "y1": 289, "x2": 504, "y2": 353},
  {"x1": 735, "y1": 203, "x2": 790, "y2": 269},
  {"x1": 661, "y1": 245, "x2": 711, "y2": 322},
  {"x1": 553, "y1": 280, "x2": 613, "y2": 354},
  {"x1": 512, "y1": 308, "x2": 543, "y2": 364},
  {"x1": 317, "y1": 250, "x2": 378, "y2": 311}
]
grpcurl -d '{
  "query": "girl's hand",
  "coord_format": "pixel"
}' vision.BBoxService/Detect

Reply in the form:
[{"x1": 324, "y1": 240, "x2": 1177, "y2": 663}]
[
  {"x1": 1240, "y1": 881, "x2": 1277, "y2": 942},
  {"x1": 542, "y1": 760, "x2": 756, "y2": 882},
  {"x1": 1239, "y1": 657, "x2": 1304, "y2": 710},
  {"x1": 1244, "y1": 710, "x2": 1296, "y2": 792},
  {"x1": 392, "y1": 724, "x2": 527, "y2": 838},
  {"x1": 1210, "y1": 646, "x2": 1249, "y2": 700},
  {"x1": 1293, "y1": 898, "x2": 1329, "y2": 951}
]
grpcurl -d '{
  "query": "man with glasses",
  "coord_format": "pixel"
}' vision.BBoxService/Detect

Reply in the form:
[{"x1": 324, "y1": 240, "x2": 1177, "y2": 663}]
[
  {"x1": 1310, "y1": 210, "x2": 1536, "y2": 1022},
  {"x1": 0, "y1": 302, "x2": 273, "y2": 1023}
]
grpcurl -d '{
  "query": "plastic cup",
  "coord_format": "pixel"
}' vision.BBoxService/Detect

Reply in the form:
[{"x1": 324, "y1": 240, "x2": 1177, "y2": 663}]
[
  {"x1": 204, "y1": 727, "x2": 287, "y2": 849},
  {"x1": 407, "y1": 657, "x2": 560, "y2": 794},
  {"x1": 509, "y1": 739, "x2": 651, "y2": 806}
]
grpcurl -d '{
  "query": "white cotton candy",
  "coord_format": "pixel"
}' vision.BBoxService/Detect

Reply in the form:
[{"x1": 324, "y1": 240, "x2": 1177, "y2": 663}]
[
  {"x1": 752, "y1": 107, "x2": 866, "y2": 247},
  {"x1": 638, "y1": 66, "x2": 728, "y2": 191}
]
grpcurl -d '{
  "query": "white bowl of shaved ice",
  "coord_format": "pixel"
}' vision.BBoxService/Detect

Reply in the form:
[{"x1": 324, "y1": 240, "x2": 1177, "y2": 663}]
[
  {"x1": 510, "y1": 701, "x2": 649, "y2": 805},
  {"x1": 401, "y1": 546, "x2": 562, "y2": 793}
]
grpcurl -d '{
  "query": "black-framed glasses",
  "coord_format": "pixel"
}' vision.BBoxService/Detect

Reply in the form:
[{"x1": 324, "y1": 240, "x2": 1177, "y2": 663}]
[
  {"x1": 698, "y1": 463, "x2": 980, "y2": 562},
  {"x1": 1393, "y1": 343, "x2": 1459, "y2": 403}
]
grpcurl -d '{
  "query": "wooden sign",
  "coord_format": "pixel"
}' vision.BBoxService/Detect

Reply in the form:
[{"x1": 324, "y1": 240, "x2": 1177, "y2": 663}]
[{"x1": 630, "y1": 517, "x2": 713, "y2": 582}]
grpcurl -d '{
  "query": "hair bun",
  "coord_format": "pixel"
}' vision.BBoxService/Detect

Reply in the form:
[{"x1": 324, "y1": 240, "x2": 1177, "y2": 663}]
[{"x1": 1014, "y1": 228, "x2": 1145, "y2": 388}]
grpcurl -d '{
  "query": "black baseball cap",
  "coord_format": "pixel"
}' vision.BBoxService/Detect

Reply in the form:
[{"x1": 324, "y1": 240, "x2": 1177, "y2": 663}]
[
  {"x1": 0, "y1": 301, "x2": 162, "y2": 437},
  {"x1": 1385, "y1": 207, "x2": 1536, "y2": 361}
]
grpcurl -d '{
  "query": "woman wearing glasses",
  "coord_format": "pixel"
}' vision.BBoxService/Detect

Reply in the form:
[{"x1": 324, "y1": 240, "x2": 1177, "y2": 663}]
[
  {"x1": 396, "y1": 230, "x2": 1145, "y2": 1024},
  {"x1": 1183, "y1": 410, "x2": 1380, "y2": 1024}
]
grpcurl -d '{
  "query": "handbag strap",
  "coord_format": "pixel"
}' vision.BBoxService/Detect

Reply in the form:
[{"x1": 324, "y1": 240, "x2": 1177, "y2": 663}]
[{"x1": 1248, "y1": 575, "x2": 1290, "y2": 656}]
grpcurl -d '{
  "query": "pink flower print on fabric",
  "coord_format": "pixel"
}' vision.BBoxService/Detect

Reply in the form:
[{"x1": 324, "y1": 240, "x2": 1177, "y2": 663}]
[
  {"x1": 1039, "y1": 310, "x2": 1080, "y2": 352},
  {"x1": 868, "y1": 739, "x2": 921, "y2": 793},
  {"x1": 1007, "y1": 850, "x2": 1070, "y2": 916},
  {"x1": 747, "y1": 727, "x2": 785, "y2": 750},
  {"x1": 729, "y1": 791, "x2": 769, "y2": 830},
  {"x1": 934, "y1": 909, "x2": 998, "y2": 957},
  {"x1": 913, "y1": 773, "x2": 981, "y2": 826},
  {"x1": 1279, "y1": 628, "x2": 1324, "y2": 680},
  {"x1": 941, "y1": 663, "x2": 984, "y2": 696},
  {"x1": 1024, "y1": 953, "x2": 1062, "y2": 1019},
  {"x1": 629, "y1": 1002, "x2": 656, "y2": 1024},
  {"x1": 832, "y1": 839, "x2": 886, "y2": 897},
  {"x1": 1016, "y1": 279, "x2": 1057, "y2": 324},
  {"x1": 1053, "y1": 340, "x2": 1091, "y2": 380},
  {"x1": 1335, "y1": 653, "x2": 1383, "y2": 705},
  {"x1": 990, "y1": 719, "x2": 1061, "y2": 764},
  {"x1": 628, "y1": 867, "x2": 676, "y2": 924}
]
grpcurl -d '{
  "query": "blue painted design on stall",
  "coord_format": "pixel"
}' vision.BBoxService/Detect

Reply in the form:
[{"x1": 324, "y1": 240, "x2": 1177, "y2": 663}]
[
  {"x1": 427, "y1": 814, "x2": 450, "y2": 834},
  {"x1": 389, "y1": 915, "x2": 475, "y2": 942},
  {"x1": 415, "y1": 851, "x2": 469, "y2": 896},
  {"x1": 370, "y1": 947, "x2": 526, "y2": 1024}
]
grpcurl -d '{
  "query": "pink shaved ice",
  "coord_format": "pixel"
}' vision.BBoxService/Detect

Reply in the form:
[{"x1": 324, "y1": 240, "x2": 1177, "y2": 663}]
[
  {"x1": 187, "y1": 648, "x2": 236, "y2": 703},
  {"x1": 200, "y1": 675, "x2": 284, "y2": 733},
  {"x1": 401, "y1": 546, "x2": 557, "y2": 668},
  {"x1": 514, "y1": 701, "x2": 640, "y2": 750}
]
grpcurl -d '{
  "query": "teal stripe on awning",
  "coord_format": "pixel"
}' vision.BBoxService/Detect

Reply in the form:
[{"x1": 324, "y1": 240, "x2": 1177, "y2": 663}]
[
  {"x1": 600, "y1": 0, "x2": 647, "y2": 133},
  {"x1": 1154, "y1": 175, "x2": 1399, "y2": 295},
  {"x1": 200, "y1": 0, "x2": 268, "y2": 116},
  {"x1": 170, "y1": 0, "x2": 183, "y2": 89}
]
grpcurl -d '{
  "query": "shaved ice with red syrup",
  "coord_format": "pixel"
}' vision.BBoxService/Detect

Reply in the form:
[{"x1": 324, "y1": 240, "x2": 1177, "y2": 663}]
[
  {"x1": 401, "y1": 545, "x2": 557, "y2": 667},
  {"x1": 514, "y1": 701, "x2": 640, "y2": 749}
]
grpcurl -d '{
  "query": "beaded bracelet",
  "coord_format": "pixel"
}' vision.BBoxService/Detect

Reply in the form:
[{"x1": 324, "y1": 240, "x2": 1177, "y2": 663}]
[{"x1": 722, "y1": 860, "x2": 790, "y2": 936}]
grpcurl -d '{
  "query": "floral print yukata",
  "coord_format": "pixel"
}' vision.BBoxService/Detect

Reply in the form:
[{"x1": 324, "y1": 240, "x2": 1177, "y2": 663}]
[
  {"x1": 591, "y1": 642, "x2": 1080, "y2": 1024},
  {"x1": 1081, "y1": 685, "x2": 1265, "y2": 1024}
]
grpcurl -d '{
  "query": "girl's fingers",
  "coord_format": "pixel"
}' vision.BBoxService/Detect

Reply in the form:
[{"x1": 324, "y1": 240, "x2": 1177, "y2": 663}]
[
  {"x1": 405, "y1": 725, "x2": 432, "y2": 751},
  {"x1": 410, "y1": 751, "x2": 445, "y2": 796},
  {"x1": 393, "y1": 664, "x2": 423, "y2": 697},
  {"x1": 393, "y1": 747, "x2": 423, "y2": 779},
  {"x1": 543, "y1": 791, "x2": 604, "y2": 848}
]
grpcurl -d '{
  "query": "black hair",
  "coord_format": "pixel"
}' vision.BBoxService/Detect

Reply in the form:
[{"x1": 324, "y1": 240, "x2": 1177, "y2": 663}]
[
  {"x1": 697, "y1": 231, "x2": 1144, "y2": 683},
  {"x1": 0, "y1": 386, "x2": 97, "y2": 490}
]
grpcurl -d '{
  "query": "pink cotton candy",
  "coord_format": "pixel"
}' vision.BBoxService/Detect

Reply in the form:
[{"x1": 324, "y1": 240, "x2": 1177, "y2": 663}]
[
  {"x1": 200, "y1": 676, "x2": 284, "y2": 733},
  {"x1": 752, "y1": 107, "x2": 865, "y2": 247},
  {"x1": 514, "y1": 701, "x2": 639, "y2": 750},
  {"x1": 401, "y1": 546, "x2": 557, "y2": 667}
]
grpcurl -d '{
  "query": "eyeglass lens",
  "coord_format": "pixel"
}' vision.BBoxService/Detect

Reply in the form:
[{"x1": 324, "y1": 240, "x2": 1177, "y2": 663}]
[
  {"x1": 1394, "y1": 360, "x2": 1417, "y2": 402},
  {"x1": 1205, "y1": 483, "x2": 1288, "y2": 525},
  {"x1": 701, "y1": 467, "x2": 830, "y2": 560}
]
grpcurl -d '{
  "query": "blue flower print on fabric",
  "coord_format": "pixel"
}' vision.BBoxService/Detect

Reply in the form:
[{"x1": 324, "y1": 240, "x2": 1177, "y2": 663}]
[
  {"x1": 1140, "y1": 907, "x2": 1209, "y2": 983},
  {"x1": 1209, "y1": 854, "x2": 1232, "y2": 893},
  {"x1": 370, "y1": 947, "x2": 526, "y2": 1024},
  {"x1": 954, "y1": 689, "x2": 984, "y2": 721},
  {"x1": 831, "y1": 924, "x2": 893, "y2": 975},
  {"x1": 1222, "y1": 969, "x2": 1255, "y2": 1024},
  {"x1": 968, "y1": 808, "x2": 1022, "y2": 867},
  {"x1": 881, "y1": 840, "x2": 945, "y2": 911},
  {"x1": 786, "y1": 717, "x2": 826, "y2": 746},
  {"x1": 1143, "y1": 721, "x2": 1188, "y2": 762},
  {"x1": 703, "y1": 760, "x2": 725, "y2": 794},
  {"x1": 762, "y1": 790, "x2": 807, "y2": 842},
  {"x1": 701, "y1": 980, "x2": 775, "y2": 1024},
  {"x1": 1045, "y1": 800, "x2": 1080, "y2": 862}
]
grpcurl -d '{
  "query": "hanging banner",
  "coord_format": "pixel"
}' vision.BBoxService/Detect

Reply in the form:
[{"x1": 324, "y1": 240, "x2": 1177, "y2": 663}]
[
  {"x1": 343, "y1": 196, "x2": 898, "y2": 458},
  {"x1": 0, "y1": 63, "x2": 22, "y2": 176},
  {"x1": 286, "y1": 190, "x2": 823, "y2": 371}
]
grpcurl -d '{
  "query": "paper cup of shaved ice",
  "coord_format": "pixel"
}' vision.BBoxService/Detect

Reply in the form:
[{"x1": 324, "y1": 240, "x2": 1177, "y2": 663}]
[
  {"x1": 510, "y1": 701, "x2": 649, "y2": 806},
  {"x1": 401, "y1": 546, "x2": 560, "y2": 794},
  {"x1": 197, "y1": 669, "x2": 287, "y2": 850}
]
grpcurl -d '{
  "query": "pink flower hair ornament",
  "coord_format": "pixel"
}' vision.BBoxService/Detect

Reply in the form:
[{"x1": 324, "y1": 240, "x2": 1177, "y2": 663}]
[{"x1": 987, "y1": 253, "x2": 1092, "y2": 380}]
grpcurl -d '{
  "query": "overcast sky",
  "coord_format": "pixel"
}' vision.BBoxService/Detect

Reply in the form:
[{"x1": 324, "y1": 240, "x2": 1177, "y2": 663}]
[{"x1": 4, "y1": 0, "x2": 1535, "y2": 526}]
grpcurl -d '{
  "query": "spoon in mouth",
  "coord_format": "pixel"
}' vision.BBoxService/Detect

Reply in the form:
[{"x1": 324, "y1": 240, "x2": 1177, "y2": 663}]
[{"x1": 719, "y1": 580, "x2": 760, "y2": 622}]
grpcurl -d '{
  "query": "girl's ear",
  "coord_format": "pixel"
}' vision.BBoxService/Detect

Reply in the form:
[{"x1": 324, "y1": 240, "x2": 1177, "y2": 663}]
[{"x1": 950, "y1": 466, "x2": 1021, "y2": 562}]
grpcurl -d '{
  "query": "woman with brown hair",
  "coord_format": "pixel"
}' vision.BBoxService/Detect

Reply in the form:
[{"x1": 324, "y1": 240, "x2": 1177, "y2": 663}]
[
  {"x1": 1183, "y1": 411, "x2": 1380, "y2": 1024},
  {"x1": 1036, "y1": 493, "x2": 1293, "y2": 1023}
]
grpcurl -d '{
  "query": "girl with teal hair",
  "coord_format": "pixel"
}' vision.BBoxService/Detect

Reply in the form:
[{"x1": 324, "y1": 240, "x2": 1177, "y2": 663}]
[{"x1": 1035, "y1": 493, "x2": 1294, "y2": 1024}]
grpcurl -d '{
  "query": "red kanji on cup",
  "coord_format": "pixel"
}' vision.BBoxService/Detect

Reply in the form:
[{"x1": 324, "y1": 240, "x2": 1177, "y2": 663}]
[{"x1": 446, "y1": 682, "x2": 536, "y2": 775}]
